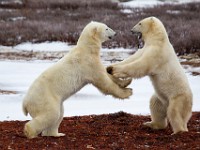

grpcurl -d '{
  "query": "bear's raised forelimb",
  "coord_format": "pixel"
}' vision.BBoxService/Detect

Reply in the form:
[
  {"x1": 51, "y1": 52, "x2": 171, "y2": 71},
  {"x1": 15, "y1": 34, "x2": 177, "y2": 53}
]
[
  {"x1": 92, "y1": 72, "x2": 132, "y2": 99},
  {"x1": 107, "y1": 48, "x2": 144, "y2": 71},
  {"x1": 109, "y1": 49, "x2": 159, "y2": 79},
  {"x1": 109, "y1": 60, "x2": 150, "y2": 79}
]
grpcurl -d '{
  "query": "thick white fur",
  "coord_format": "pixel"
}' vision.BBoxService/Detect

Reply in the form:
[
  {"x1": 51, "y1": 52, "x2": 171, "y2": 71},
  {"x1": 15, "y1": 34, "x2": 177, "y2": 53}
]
[
  {"x1": 109, "y1": 17, "x2": 193, "y2": 134},
  {"x1": 22, "y1": 21, "x2": 132, "y2": 139}
]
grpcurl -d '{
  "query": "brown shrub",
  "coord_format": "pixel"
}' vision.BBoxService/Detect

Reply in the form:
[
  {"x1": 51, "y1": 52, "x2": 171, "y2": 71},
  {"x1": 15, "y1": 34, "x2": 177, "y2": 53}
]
[{"x1": 0, "y1": 0, "x2": 199, "y2": 54}]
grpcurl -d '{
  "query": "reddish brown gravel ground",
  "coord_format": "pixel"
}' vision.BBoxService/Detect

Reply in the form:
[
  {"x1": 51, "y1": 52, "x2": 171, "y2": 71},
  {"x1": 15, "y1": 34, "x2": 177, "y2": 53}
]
[{"x1": 0, "y1": 112, "x2": 200, "y2": 150}]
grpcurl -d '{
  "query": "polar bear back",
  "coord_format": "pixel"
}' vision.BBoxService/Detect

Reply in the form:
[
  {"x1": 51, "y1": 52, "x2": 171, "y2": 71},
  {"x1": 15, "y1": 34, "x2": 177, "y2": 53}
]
[{"x1": 23, "y1": 49, "x2": 87, "y2": 107}]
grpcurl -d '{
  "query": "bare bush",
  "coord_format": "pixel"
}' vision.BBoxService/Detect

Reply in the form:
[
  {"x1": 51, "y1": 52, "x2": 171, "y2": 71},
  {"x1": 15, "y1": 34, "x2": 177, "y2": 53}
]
[{"x1": 0, "y1": 0, "x2": 199, "y2": 54}]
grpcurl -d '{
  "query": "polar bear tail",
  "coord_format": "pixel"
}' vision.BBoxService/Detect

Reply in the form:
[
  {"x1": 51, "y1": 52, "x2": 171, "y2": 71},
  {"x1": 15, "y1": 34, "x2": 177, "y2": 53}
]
[{"x1": 22, "y1": 102, "x2": 28, "y2": 116}]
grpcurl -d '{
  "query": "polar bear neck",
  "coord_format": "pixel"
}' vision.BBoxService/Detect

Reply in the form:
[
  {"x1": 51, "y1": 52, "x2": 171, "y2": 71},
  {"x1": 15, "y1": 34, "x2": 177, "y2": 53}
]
[
  {"x1": 143, "y1": 32, "x2": 168, "y2": 46},
  {"x1": 77, "y1": 34, "x2": 102, "y2": 56},
  {"x1": 77, "y1": 36, "x2": 101, "y2": 48},
  {"x1": 143, "y1": 23, "x2": 169, "y2": 46}
]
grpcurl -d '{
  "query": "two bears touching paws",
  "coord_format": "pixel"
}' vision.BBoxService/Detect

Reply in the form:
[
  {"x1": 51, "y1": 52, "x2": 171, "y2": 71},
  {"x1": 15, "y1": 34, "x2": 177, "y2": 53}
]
[
  {"x1": 22, "y1": 17, "x2": 192, "y2": 139},
  {"x1": 23, "y1": 21, "x2": 132, "y2": 139}
]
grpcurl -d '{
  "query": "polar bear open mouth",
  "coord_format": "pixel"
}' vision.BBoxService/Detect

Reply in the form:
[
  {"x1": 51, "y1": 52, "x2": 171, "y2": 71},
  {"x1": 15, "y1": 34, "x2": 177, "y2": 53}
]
[
  {"x1": 132, "y1": 31, "x2": 142, "y2": 40},
  {"x1": 131, "y1": 31, "x2": 144, "y2": 48}
]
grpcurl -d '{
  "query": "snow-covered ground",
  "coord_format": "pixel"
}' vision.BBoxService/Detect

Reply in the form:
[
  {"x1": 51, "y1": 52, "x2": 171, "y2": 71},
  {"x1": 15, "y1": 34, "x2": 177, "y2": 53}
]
[
  {"x1": 0, "y1": 0, "x2": 200, "y2": 121},
  {"x1": 120, "y1": 0, "x2": 200, "y2": 14},
  {"x1": 0, "y1": 57, "x2": 200, "y2": 121},
  {"x1": 12, "y1": 41, "x2": 133, "y2": 53},
  {"x1": 13, "y1": 41, "x2": 73, "y2": 52},
  {"x1": 121, "y1": 0, "x2": 162, "y2": 8},
  {"x1": 120, "y1": 0, "x2": 200, "y2": 8}
]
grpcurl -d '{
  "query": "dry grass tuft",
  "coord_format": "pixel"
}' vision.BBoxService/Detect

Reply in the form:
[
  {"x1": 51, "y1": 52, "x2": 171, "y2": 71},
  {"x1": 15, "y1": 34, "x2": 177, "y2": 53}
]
[{"x1": 0, "y1": 0, "x2": 199, "y2": 54}]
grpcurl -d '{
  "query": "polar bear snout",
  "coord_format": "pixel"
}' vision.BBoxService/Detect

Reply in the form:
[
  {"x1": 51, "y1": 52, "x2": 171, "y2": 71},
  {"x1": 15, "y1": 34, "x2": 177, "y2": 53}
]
[
  {"x1": 105, "y1": 26, "x2": 116, "y2": 40},
  {"x1": 108, "y1": 32, "x2": 117, "y2": 39}
]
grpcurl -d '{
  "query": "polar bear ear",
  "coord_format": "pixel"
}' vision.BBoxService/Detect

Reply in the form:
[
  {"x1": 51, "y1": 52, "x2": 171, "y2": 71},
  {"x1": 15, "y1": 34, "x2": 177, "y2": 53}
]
[
  {"x1": 91, "y1": 26, "x2": 98, "y2": 39},
  {"x1": 150, "y1": 17, "x2": 154, "y2": 22},
  {"x1": 92, "y1": 26, "x2": 98, "y2": 33},
  {"x1": 150, "y1": 17, "x2": 156, "y2": 27}
]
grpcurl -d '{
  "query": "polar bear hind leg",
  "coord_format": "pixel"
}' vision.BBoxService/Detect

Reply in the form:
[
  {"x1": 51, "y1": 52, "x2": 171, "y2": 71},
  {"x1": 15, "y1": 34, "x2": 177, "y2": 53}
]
[
  {"x1": 167, "y1": 94, "x2": 192, "y2": 134},
  {"x1": 143, "y1": 94, "x2": 168, "y2": 129},
  {"x1": 24, "y1": 120, "x2": 38, "y2": 139},
  {"x1": 42, "y1": 104, "x2": 65, "y2": 137},
  {"x1": 24, "y1": 104, "x2": 61, "y2": 139}
]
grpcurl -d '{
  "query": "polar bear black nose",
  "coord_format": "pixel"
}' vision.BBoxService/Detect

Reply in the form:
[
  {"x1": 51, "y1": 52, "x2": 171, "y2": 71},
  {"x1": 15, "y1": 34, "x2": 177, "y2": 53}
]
[{"x1": 131, "y1": 29, "x2": 135, "y2": 34}]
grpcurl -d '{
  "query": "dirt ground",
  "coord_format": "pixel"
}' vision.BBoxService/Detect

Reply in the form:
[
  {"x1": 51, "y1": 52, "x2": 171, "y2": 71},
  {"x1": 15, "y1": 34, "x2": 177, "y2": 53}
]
[{"x1": 0, "y1": 112, "x2": 200, "y2": 150}]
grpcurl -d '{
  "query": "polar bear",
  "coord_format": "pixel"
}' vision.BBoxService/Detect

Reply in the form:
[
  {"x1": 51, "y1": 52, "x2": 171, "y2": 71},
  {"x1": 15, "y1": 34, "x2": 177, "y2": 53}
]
[
  {"x1": 22, "y1": 21, "x2": 132, "y2": 139},
  {"x1": 107, "y1": 17, "x2": 193, "y2": 134}
]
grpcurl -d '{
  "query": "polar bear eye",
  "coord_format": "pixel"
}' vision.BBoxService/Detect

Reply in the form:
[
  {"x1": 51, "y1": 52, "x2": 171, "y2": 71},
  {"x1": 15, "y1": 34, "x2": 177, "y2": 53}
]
[
  {"x1": 106, "y1": 28, "x2": 108, "y2": 31},
  {"x1": 139, "y1": 23, "x2": 142, "y2": 25}
]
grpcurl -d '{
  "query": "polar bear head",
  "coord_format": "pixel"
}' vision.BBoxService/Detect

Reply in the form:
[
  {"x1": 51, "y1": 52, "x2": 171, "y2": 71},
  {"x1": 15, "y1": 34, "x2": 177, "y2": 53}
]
[
  {"x1": 131, "y1": 17, "x2": 168, "y2": 42},
  {"x1": 77, "y1": 21, "x2": 116, "y2": 45}
]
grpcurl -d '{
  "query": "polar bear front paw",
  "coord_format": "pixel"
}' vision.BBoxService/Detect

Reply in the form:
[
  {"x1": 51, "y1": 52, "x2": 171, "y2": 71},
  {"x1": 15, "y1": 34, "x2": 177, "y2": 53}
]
[
  {"x1": 119, "y1": 88, "x2": 133, "y2": 99},
  {"x1": 110, "y1": 66, "x2": 129, "y2": 78},
  {"x1": 115, "y1": 78, "x2": 132, "y2": 88}
]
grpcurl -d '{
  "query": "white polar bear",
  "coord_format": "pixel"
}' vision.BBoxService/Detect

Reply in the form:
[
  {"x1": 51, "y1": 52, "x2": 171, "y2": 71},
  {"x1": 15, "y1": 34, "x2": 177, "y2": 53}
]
[
  {"x1": 22, "y1": 21, "x2": 132, "y2": 139},
  {"x1": 107, "y1": 17, "x2": 193, "y2": 134}
]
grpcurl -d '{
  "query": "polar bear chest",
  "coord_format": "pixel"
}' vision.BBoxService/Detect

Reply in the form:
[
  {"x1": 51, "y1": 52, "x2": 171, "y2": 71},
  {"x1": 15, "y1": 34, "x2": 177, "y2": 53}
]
[
  {"x1": 150, "y1": 75, "x2": 169, "y2": 101},
  {"x1": 149, "y1": 66, "x2": 188, "y2": 102}
]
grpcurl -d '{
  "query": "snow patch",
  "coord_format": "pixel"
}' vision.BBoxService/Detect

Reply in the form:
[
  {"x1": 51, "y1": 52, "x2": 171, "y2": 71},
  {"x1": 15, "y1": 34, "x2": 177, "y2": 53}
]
[
  {"x1": 120, "y1": 0, "x2": 163, "y2": 8},
  {"x1": 12, "y1": 42, "x2": 134, "y2": 53},
  {"x1": 121, "y1": 9, "x2": 133, "y2": 14},
  {"x1": 185, "y1": 65, "x2": 200, "y2": 74},
  {"x1": 9, "y1": 16, "x2": 26, "y2": 21},
  {"x1": 0, "y1": 60, "x2": 199, "y2": 121},
  {"x1": 14, "y1": 41, "x2": 73, "y2": 52},
  {"x1": 120, "y1": 0, "x2": 200, "y2": 8},
  {"x1": 166, "y1": 10, "x2": 181, "y2": 14}
]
